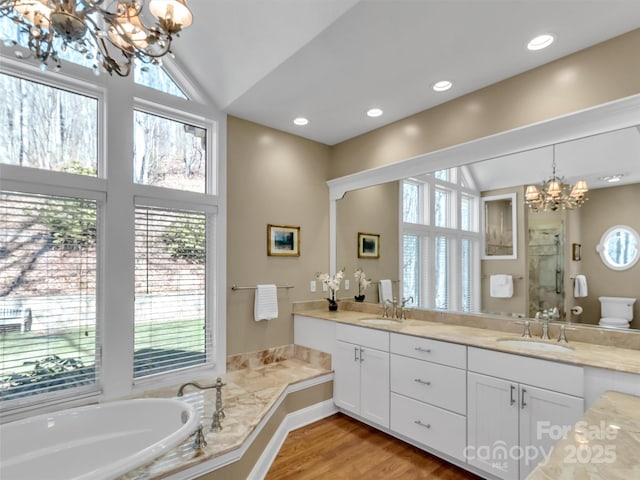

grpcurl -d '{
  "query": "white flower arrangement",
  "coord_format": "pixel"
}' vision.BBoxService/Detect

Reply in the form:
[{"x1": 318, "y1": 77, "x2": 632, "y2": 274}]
[
  {"x1": 316, "y1": 268, "x2": 345, "y2": 301},
  {"x1": 354, "y1": 268, "x2": 372, "y2": 296}
]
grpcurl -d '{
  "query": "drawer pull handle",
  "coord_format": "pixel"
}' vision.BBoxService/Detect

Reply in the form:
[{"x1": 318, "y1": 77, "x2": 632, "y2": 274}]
[
  {"x1": 414, "y1": 378, "x2": 431, "y2": 386},
  {"x1": 414, "y1": 347, "x2": 432, "y2": 353},
  {"x1": 414, "y1": 420, "x2": 431, "y2": 429},
  {"x1": 510, "y1": 384, "x2": 516, "y2": 406}
]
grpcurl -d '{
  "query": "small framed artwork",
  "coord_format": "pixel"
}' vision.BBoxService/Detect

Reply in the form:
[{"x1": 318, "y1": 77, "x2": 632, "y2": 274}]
[
  {"x1": 572, "y1": 243, "x2": 581, "y2": 261},
  {"x1": 358, "y1": 232, "x2": 380, "y2": 259},
  {"x1": 267, "y1": 224, "x2": 300, "y2": 256}
]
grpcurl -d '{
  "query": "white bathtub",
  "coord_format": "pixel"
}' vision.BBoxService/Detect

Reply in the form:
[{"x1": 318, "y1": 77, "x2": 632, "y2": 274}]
[{"x1": 0, "y1": 398, "x2": 199, "y2": 480}]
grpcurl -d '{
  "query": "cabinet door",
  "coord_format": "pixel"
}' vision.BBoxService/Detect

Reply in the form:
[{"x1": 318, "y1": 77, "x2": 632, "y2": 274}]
[
  {"x1": 467, "y1": 372, "x2": 519, "y2": 480},
  {"x1": 360, "y1": 347, "x2": 390, "y2": 428},
  {"x1": 333, "y1": 340, "x2": 361, "y2": 414},
  {"x1": 519, "y1": 385, "x2": 584, "y2": 479}
]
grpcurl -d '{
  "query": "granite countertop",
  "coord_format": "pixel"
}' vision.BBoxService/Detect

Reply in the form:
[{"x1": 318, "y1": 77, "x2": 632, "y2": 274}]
[
  {"x1": 297, "y1": 308, "x2": 640, "y2": 375},
  {"x1": 526, "y1": 391, "x2": 640, "y2": 479},
  {"x1": 120, "y1": 354, "x2": 332, "y2": 480}
]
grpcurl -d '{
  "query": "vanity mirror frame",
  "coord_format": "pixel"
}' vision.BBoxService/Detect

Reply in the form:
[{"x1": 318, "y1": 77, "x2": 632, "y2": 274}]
[
  {"x1": 327, "y1": 95, "x2": 640, "y2": 321},
  {"x1": 481, "y1": 193, "x2": 517, "y2": 260}
]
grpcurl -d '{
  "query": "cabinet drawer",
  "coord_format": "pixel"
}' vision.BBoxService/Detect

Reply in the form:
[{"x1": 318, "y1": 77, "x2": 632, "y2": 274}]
[
  {"x1": 391, "y1": 354, "x2": 466, "y2": 414},
  {"x1": 391, "y1": 393, "x2": 466, "y2": 462},
  {"x1": 390, "y1": 333, "x2": 466, "y2": 368},
  {"x1": 468, "y1": 347, "x2": 583, "y2": 397},
  {"x1": 336, "y1": 323, "x2": 389, "y2": 351}
]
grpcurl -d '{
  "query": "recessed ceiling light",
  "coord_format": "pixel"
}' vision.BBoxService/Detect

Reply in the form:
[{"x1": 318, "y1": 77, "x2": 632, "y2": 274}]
[
  {"x1": 599, "y1": 174, "x2": 624, "y2": 183},
  {"x1": 293, "y1": 117, "x2": 309, "y2": 126},
  {"x1": 527, "y1": 34, "x2": 554, "y2": 51},
  {"x1": 433, "y1": 80, "x2": 452, "y2": 92},
  {"x1": 367, "y1": 108, "x2": 383, "y2": 118}
]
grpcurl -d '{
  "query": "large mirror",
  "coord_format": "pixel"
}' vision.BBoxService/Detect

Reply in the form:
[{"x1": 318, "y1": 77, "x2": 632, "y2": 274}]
[{"x1": 333, "y1": 107, "x2": 640, "y2": 330}]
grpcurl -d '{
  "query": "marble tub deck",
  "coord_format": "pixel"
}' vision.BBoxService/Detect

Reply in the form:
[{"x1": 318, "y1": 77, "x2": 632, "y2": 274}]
[
  {"x1": 121, "y1": 355, "x2": 332, "y2": 479},
  {"x1": 527, "y1": 391, "x2": 640, "y2": 480}
]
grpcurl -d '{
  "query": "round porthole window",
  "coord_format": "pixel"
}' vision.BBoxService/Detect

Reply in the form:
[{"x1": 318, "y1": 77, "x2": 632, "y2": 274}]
[{"x1": 596, "y1": 225, "x2": 640, "y2": 271}]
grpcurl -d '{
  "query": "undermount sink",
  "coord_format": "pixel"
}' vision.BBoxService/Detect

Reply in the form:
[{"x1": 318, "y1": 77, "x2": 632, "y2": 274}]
[
  {"x1": 359, "y1": 318, "x2": 400, "y2": 326},
  {"x1": 496, "y1": 338, "x2": 573, "y2": 353}
]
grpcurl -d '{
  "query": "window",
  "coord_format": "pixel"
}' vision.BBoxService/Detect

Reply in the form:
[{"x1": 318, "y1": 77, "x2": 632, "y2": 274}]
[
  {"x1": 134, "y1": 110, "x2": 207, "y2": 193},
  {"x1": 134, "y1": 61, "x2": 188, "y2": 99},
  {"x1": 401, "y1": 168, "x2": 481, "y2": 312},
  {"x1": 0, "y1": 192, "x2": 100, "y2": 402},
  {"x1": 134, "y1": 206, "x2": 209, "y2": 378},
  {"x1": 0, "y1": 45, "x2": 222, "y2": 416},
  {"x1": 0, "y1": 73, "x2": 98, "y2": 174}
]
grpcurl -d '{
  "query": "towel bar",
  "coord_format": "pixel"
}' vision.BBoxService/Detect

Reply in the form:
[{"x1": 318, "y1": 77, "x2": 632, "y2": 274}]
[{"x1": 231, "y1": 284, "x2": 294, "y2": 291}]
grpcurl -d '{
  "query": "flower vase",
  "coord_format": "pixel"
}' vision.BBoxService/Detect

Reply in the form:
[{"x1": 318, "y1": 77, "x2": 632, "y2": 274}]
[
  {"x1": 354, "y1": 294, "x2": 365, "y2": 302},
  {"x1": 328, "y1": 298, "x2": 338, "y2": 311}
]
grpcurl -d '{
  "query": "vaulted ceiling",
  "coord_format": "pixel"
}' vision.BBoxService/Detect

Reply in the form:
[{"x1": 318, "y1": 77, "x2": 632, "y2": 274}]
[{"x1": 173, "y1": 1, "x2": 640, "y2": 145}]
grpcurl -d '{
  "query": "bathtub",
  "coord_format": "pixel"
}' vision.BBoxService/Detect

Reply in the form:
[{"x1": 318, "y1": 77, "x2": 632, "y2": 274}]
[{"x1": 0, "y1": 398, "x2": 199, "y2": 480}]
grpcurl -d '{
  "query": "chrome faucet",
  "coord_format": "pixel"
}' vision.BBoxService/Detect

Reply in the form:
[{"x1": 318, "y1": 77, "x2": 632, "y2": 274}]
[
  {"x1": 400, "y1": 296, "x2": 413, "y2": 320},
  {"x1": 383, "y1": 298, "x2": 399, "y2": 319},
  {"x1": 177, "y1": 377, "x2": 226, "y2": 432}
]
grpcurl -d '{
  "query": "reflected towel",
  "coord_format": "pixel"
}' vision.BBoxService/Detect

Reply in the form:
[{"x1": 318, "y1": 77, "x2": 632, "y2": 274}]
[
  {"x1": 254, "y1": 284, "x2": 278, "y2": 321},
  {"x1": 574, "y1": 275, "x2": 588, "y2": 298},
  {"x1": 379, "y1": 279, "x2": 393, "y2": 304},
  {"x1": 490, "y1": 274, "x2": 514, "y2": 298}
]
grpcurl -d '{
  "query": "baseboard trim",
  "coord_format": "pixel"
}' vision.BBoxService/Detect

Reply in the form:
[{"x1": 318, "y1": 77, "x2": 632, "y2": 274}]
[{"x1": 248, "y1": 398, "x2": 338, "y2": 480}]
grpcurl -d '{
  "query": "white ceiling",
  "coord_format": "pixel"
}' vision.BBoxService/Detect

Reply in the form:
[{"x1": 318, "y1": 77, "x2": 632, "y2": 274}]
[
  {"x1": 468, "y1": 125, "x2": 640, "y2": 192},
  {"x1": 173, "y1": 0, "x2": 640, "y2": 146}
]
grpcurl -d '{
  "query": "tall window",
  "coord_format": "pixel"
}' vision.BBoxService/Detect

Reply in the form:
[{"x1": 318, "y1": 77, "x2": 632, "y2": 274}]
[
  {"x1": 0, "y1": 192, "x2": 101, "y2": 402},
  {"x1": 401, "y1": 167, "x2": 481, "y2": 312},
  {"x1": 134, "y1": 207, "x2": 209, "y2": 378},
  {"x1": 0, "y1": 50, "x2": 220, "y2": 414}
]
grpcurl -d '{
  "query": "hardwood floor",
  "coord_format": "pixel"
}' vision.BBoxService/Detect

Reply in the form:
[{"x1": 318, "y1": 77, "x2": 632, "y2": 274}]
[{"x1": 266, "y1": 413, "x2": 482, "y2": 480}]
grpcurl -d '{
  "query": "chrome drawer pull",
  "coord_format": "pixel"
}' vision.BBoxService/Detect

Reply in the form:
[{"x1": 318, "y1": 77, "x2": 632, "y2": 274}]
[
  {"x1": 414, "y1": 347, "x2": 432, "y2": 353},
  {"x1": 414, "y1": 420, "x2": 431, "y2": 429},
  {"x1": 414, "y1": 378, "x2": 431, "y2": 386}
]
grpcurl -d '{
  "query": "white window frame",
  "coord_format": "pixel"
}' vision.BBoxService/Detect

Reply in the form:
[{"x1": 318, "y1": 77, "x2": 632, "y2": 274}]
[
  {"x1": 400, "y1": 168, "x2": 481, "y2": 312},
  {"x1": 0, "y1": 51, "x2": 226, "y2": 420}
]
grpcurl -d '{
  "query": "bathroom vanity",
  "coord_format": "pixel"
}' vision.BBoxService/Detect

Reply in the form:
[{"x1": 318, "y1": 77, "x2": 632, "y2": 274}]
[{"x1": 294, "y1": 306, "x2": 640, "y2": 480}]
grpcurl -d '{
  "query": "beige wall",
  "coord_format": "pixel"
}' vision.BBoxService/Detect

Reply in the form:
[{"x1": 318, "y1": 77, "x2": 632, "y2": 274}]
[
  {"x1": 336, "y1": 182, "x2": 399, "y2": 302},
  {"x1": 227, "y1": 29, "x2": 640, "y2": 356},
  {"x1": 574, "y1": 184, "x2": 640, "y2": 328},
  {"x1": 226, "y1": 117, "x2": 332, "y2": 355}
]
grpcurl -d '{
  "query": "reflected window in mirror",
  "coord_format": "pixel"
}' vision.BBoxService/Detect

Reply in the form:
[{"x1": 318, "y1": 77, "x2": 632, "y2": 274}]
[
  {"x1": 401, "y1": 167, "x2": 481, "y2": 312},
  {"x1": 597, "y1": 225, "x2": 640, "y2": 271}
]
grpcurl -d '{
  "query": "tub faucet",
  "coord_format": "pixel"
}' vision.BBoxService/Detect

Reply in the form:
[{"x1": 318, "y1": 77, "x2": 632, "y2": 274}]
[{"x1": 177, "y1": 378, "x2": 226, "y2": 432}]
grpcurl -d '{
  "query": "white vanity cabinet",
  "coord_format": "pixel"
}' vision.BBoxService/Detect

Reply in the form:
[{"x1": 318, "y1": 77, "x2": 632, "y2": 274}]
[
  {"x1": 333, "y1": 324, "x2": 390, "y2": 428},
  {"x1": 389, "y1": 333, "x2": 467, "y2": 461},
  {"x1": 467, "y1": 347, "x2": 584, "y2": 480}
]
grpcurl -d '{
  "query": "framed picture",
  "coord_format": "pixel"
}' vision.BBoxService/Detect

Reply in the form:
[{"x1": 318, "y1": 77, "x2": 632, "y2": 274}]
[
  {"x1": 481, "y1": 193, "x2": 517, "y2": 260},
  {"x1": 358, "y1": 232, "x2": 380, "y2": 259},
  {"x1": 267, "y1": 224, "x2": 300, "y2": 256}
]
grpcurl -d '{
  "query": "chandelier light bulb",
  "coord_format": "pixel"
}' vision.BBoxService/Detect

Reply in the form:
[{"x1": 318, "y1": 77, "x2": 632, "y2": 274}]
[{"x1": 525, "y1": 145, "x2": 589, "y2": 212}]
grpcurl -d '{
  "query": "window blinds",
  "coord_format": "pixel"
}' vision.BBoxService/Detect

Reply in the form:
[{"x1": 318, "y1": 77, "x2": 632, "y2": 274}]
[
  {"x1": 134, "y1": 206, "x2": 208, "y2": 379},
  {"x1": 0, "y1": 191, "x2": 99, "y2": 402}
]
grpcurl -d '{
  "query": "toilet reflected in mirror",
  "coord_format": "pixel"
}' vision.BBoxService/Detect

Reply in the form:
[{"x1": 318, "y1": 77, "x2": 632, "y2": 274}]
[{"x1": 599, "y1": 296, "x2": 636, "y2": 329}]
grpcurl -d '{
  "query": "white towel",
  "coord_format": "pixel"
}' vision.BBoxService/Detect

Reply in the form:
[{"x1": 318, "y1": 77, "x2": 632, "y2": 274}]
[
  {"x1": 490, "y1": 274, "x2": 514, "y2": 298},
  {"x1": 254, "y1": 284, "x2": 278, "y2": 321},
  {"x1": 379, "y1": 279, "x2": 393, "y2": 304},
  {"x1": 574, "y1": 275, "x2": 588, "y2": 298}
]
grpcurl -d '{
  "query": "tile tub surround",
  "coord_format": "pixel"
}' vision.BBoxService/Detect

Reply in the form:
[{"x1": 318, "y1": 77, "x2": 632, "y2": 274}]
[
  {"x1": 120, "y1": 352, "x2": 332, "y2": 479},
  {"x1": 293, "y1": 302, "x2": 640, "y2": 375},
  {"x1": 527, "y1": 391, "x2": 640, "y2": 480},
  {"x1": 227, "y1": 344, "x2": 331, "y2": 371}
]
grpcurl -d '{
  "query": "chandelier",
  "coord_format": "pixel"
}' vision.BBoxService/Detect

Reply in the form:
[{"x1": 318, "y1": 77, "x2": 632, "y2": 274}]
[
  {"x1": 524, "y1": 145, "x2": 588, "y2": 212},
  {"x1": 0, "y1": 0, "x2": 192, "y2": 76}
]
